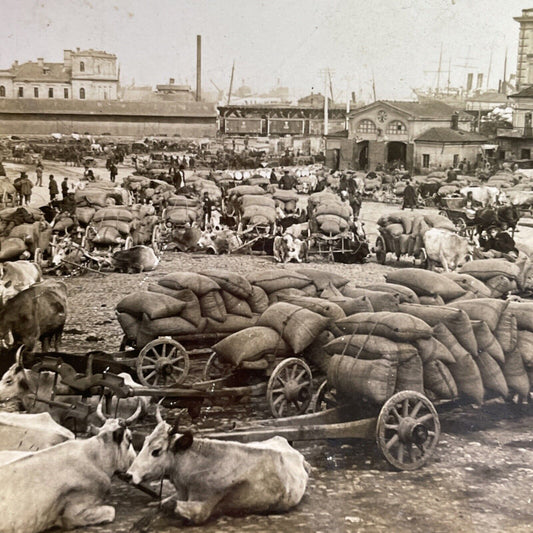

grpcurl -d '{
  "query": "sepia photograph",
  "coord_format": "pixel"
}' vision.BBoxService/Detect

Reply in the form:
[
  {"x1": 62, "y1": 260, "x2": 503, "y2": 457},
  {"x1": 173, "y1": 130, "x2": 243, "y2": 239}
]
[{"x1": 0, "y1": 0, "x2": 533, "y2": 531}]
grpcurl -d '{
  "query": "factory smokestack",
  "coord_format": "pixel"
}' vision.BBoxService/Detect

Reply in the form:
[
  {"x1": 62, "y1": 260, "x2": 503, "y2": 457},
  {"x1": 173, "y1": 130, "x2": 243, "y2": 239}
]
[{"x1": 196, "y1": 35, "x2": 202, "y2": 102}]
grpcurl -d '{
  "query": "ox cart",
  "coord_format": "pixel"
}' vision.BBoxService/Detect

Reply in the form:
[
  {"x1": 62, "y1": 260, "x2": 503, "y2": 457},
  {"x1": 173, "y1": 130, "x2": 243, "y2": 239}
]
[
  {"x1": 310, "y1": 229, "x2": 369, "y2": 263},
  {"x1": 374, "y1": 226, "x2": 428, "y2": 267},
  {"x1": 438, "y1": 206, "x2": 477, "y2": 241}
]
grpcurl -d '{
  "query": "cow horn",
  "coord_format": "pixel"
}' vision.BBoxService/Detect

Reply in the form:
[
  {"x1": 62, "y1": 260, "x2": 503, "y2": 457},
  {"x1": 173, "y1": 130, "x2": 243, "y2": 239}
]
[
  {"x1": 95, "y1": 397, "x2": 107, "y2": 423},
  {"x1": 15, "y1": 345, "x2": 25, "y2": 368},
  {"x1": 155, "y1": 404, "x2": 164, "y2": 424},
  {"x1": 125, "y1": 399, "x2": 142, "y2": 426}
]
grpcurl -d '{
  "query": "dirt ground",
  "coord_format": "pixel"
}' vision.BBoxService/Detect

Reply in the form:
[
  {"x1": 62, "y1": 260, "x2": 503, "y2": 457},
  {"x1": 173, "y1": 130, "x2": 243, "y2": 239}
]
[{"x1": 4, "y1": 157, "x2": 533, "y2": 533}]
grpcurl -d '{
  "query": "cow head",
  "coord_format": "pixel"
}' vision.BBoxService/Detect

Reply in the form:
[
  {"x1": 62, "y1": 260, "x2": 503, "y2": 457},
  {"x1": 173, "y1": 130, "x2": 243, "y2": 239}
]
[
  {"x1": 126, "y1": 408, "x2": 193, "y2": 485},
  {"x1": 96, "y1": 418, "x2": 137, "y2": 474},
  {"x1": 0, "y1": 363, "x2": 30, "y2": 405}
]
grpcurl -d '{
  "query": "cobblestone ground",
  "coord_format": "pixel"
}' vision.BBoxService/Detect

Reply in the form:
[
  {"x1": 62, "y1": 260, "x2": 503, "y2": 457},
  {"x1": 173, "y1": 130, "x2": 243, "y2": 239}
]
[{"x1": 18, "y1": 188, "x2": 533, "y2": 533}]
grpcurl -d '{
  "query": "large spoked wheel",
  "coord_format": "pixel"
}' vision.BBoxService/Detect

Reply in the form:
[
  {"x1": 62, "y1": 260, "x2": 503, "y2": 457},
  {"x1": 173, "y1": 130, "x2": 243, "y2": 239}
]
[
  {"x1": 375, "y1": 235, "x2": 386, "y2": 265},
  {"x1": 313, "y1": 379, "x2": 338, "y2": 412},
  {"x1": 203, "y1": 352, "x2": 233, "y2": 381},
  {"x1": 376, "y1": 390, "x2": 440, "y2": 471},
  {"x1": 152, "y1": 225, "x2": 162, "y2": 254},
  {"x1": 267, "y1": 358, "x2": 313, "y2": 418},
  {"x1": 136, "y1": 338, "x2": 190, "y2": 387}
]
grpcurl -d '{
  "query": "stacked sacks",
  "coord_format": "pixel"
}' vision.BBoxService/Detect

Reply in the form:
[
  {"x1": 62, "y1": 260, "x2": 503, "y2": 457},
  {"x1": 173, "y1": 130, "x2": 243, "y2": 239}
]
[
  {"x1": 240, "y1": 194, "x2": 276, "y2": 227},
  {"x1": 122, "y1": 176, "x2": 174, "y2": 207},
  {"x1": 130, "y1": 203, "x2": 159, "y2": 246},
  {"x1": 165, "y1": 195, "x2": 202, "y2": 226},
  {"x1": 308, "y1": 191, "x2": 352, "y2": 235},
  {"x1": 197, "y1": 179, "x2": 222, "y2": 204},
  {"x1": 91, "y1": 206, "x2": 134, "y2": 245},
  {"x1": 74, "y1": 182, "x2": 130, "y2": 208},
  {"x1": 459, "y1": 258, "x2": 529, "y2": 295},
  {"x1": 273, "y1": 188, "x2": 300, "y2": 214}
]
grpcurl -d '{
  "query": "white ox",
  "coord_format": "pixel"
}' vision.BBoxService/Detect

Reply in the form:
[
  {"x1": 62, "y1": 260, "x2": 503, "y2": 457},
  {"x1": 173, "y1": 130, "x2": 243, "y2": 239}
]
[
  {"x1": 0, "y1": 411, "x2": 74, "y2": 451},
  {"x1": 0, "y1": 419, "x2": 136, "y2": 533},
  {"x1": 0, "y1": 261, "x2": 42, "y2": 305},
  {"x1": 273, "y1": 234, "x2": 308, "y2": 263},
  {"x1": 460, "y1": 186, "x2": 505, "y2": 206},
  {"x1": 423, "y1": 228, "x2": 470, "y2": 272},
  {"x1": 126, "y1": 418, "x2": 310, "y2": 525}
]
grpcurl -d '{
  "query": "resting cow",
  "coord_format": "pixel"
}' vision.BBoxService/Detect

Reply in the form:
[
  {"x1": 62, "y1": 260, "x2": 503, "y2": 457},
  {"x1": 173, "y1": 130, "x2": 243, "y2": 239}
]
[
  {"x1": 423, "y1": 227, "x2": 470, "y2": 272},
  {"x1": 0, "y1": 260, "x2": 42, "y2": 306},
  {"x1": 111, "y1": 245, "x2": 159, "y2": 273},
  {"x1": 273, "y1": 233, "x2": 308, "y2": 263},
  {"x1": 126, "y1": 416, "x2": 310, "y2": 525},
  {"x1": 0, "y1": 418, "x2": 136, "y2": 533}
]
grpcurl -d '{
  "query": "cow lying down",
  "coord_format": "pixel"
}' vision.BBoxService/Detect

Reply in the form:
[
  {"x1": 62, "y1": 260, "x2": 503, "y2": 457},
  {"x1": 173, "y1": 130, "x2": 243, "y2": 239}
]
[
  {"x1": 0, "y1": 418, "x2": 136, "y2": 533},
  {"x1": 127, "y1": 417, "x2": 310, "y2": 525}
]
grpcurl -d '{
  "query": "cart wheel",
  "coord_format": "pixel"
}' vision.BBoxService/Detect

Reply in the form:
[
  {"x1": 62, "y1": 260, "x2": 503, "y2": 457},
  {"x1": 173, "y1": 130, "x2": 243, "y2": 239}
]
[
  {"x1": 418, "y1": 248, "x2": 428, "y2": 269},
  {"x1": 151, "y1": 225, "x2": 162, "y2": 254},
  {"x1": 33, "y1": 248, "x2": 44, "y2": 267},
  {"x1": 203, "y1": 352, "x2": 233, "y2": 381},
  {"x1": 313, "y1": 379, "x2": 338, "y2": 412},
  {"x1": 375, "y1": 235, "x2": 386, "y2": 265},
  {"x1": 267, "y1": 358, "x2": 313, "y2": 418},
  {"x1": 376, "y1": 390, "x2": 440, "y2": 471},
  {"x1": 124, "y1": 236, "x2": 133, "y2": 250},
  {"x1": 136, "y1": 338, "x2": 190, "y2": 388}
]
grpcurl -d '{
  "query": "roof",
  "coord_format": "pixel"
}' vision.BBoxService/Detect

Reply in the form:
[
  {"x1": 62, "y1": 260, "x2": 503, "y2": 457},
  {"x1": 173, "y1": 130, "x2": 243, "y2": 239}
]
[
  {"x1": 466, "y1": 91, "x2": 508, "y2": 104},
  {"x1": 13, "y1": 61, "x2": 70, "y2": 82},
  {"x1": 510, "y1": 86, "x2": 533, "y2": 98},
  {"x1": 350, "y1": 100, "x2": 471, "y2": 121},
  {"x1": 415, "y1": 127, "x2": 487, "y2": 143},
  {"x1": 0, "y1": 98, "x2": 217, "y2": 118}
]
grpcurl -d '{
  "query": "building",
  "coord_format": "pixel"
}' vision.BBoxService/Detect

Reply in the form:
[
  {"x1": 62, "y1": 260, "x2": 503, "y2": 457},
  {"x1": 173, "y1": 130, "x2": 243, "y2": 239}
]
[
  {"x1": 335, "y1": 100, "x2": 476, "y2": 171},
  {"x1": 0, "y1": 48, "x2": 118, "y2": 101},
  {"x1": 514, "y1": 8, "x2": 533, "y2": 91}
]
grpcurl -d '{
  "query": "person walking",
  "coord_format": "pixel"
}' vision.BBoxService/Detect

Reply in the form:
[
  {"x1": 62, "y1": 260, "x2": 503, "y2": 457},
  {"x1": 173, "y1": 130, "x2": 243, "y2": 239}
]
[
  {"x1": 402, "y1": 180, "x2": 417, "y2": 210},
  {"x1": 61, "y1": 177, "x2": 69, "y2": 199},
  {"x1": 35, "y1": 162, "x2": 43, "y2": 186},
  {"x1": 48, "y1": 174, "x2": 59, "y2": 202},
  {"x1": 202, "y1": 191, "x2": 213, "y2": 230},
  {"x1": 20, "y1": 173, "x2": 33, "y2": 205},
  {"x1": 109, "y1": 162, "x2": 118, "y2": 183}
]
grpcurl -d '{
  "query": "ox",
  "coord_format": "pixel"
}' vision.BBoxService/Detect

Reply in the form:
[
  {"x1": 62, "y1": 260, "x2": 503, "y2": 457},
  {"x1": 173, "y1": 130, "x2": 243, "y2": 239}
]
[
  {"x1": 111, "y1": 245, "x2": 159, "y2": 273},
  {"x1": 0, "y1": 411, "x2": 74, "y2": 451},
  {"x1": 460, "y1": 186, "x2": 504, "y2": 207},
  {"x1": 197, "y1": 229, "x2": 243, "y2": 255},
  {"x1": 0, "y1": 418, "x2": 136, "y2": 533},
  {"x1": 0, "y1": 261, "x2": 42, "y2": 306},
  {"x1": 0, "y1": 279, "x2": 67, "y2": 352},
  {"x1": 273, "y1": 234, "x2": 308, "y2": 263},
  {"x1": 126, "y1": 416, "x2": 310, "y2": 525},
  {"x1": 423, "y1": 228, "x2": 470, "y2": 272}
]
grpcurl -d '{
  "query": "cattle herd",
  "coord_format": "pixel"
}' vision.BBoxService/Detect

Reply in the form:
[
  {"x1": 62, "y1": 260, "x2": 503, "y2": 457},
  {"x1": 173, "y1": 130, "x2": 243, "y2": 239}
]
[{"x1": 1, "y1": 147, "x2": 533, "y2": 532}]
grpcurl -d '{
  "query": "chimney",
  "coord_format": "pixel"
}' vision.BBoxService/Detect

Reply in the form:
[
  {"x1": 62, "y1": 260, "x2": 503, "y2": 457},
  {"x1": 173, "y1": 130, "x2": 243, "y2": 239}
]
[
  {"x1": 76, "y1": 47, "x2": 80, "y2": 53},
  {"x1": 37, "y1": 58, "x2": 44, "y2": 67},
  {"x1": 466, "y1": 73, "x2": 473, "y2": 92},
  {"x1": 169, "y1": 78, "x2": 175, "y2": 85},
  {"x1": 64, "y1": 50, "x2": 72, "y2": 68},
  {"x1": 476, "y1": 73, "x2": 484, "y2": 90},
  {"x1": 451, "y1": 111, "x2": 459, "y2": 130},
  {"x1": 12, "y1": 60, "x2": 18, "y2": 69},
  {"x1": 196, "y1": 35, "x2": 202, "y2": 102}
]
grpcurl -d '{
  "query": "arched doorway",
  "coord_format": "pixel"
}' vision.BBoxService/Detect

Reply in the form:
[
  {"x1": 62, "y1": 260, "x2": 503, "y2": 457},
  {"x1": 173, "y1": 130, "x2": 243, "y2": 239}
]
[
  {"x1": 387, "y1": 141, "x2": 406, "y2": 169},
  {"x1": 358, "y1": 141, "x2": 369, "y2": 170}
]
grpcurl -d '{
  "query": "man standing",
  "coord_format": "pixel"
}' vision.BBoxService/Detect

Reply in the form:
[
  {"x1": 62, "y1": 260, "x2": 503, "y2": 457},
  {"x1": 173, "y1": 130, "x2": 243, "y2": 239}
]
[
  {"x1": 109, "y1": 162, "x2": 118, "y2": 183},
  {"x1": 48, "y1": 174, "x2": 59, "y2": 201},
  {"x1": 202, "y1": 192, "x2": 213, "y2": 230},
  {"x1": 61, "y1": 177, "x2": 69, "y2": 199},
  {"x1": 402, "y1": 180, "x2": 417, "y2": 210},
  {"x1": 20, "y1": 173, "x2": 33, "y2": 205},
  {"x1": 35, "y1": 161, "x2": 43, "y2": 186}
]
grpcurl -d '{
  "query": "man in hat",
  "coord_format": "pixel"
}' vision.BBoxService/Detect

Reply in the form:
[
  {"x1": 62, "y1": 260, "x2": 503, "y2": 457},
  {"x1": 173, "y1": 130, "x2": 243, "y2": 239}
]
[
  {"x1": 20, "y1": 172, "x2": 33, "y2": 205},
  {"x1": 402, "y1": 179, "x2": 417, "y2": 210},
  {"x1": 61, "y1": 177, "x2": 69, "y2": 199},
  {"x1": 280, "y1": 170, "x2": 295, "y2": 190},
  {"x1": 202, "y1": 191, "x2": 213, "y2": 230},
  {"x1": 48, "y1": 174, "x2": 59, "y2": 202},
  {"x1": 35, "y1": 161, "x2": 44, "y2": 186},
  {"x1": 480, "y1": 225, "x2": 518, "y2": 257}
]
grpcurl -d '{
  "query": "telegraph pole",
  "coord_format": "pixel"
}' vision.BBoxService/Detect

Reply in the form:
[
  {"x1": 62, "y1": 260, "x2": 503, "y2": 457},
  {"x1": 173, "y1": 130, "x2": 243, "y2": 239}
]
[{"x1": 227, "y1": 60, "x2": 235, "y2": 106}]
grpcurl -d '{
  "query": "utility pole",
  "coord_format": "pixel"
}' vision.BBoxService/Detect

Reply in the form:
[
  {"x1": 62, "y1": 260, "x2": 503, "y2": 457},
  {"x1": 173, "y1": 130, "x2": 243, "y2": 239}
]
[
  {"x1": 324, "y1": 69, "x2": 329, "y2": 136},
  {"x1": 372, "y1": 72, "x2": 377, "y2": 102},
  {"x1": 227, "y1": 60, "x2": 235, "y2": 106},
  {"x1": 486, "y1": 42, "x2": 494, "y2": 91},
  {"x1": 436, "y1": 44, "x2": 443, "y2": 94}
]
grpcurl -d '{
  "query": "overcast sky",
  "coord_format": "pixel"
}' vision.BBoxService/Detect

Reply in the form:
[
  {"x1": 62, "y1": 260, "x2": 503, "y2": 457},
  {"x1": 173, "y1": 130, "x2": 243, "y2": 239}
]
[{"x1": 0, "y1": 0, "x2": 527, "y2": 102}]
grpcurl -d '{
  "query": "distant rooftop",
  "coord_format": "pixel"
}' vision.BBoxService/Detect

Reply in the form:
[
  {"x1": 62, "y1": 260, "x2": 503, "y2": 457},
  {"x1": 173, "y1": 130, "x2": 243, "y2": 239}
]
[
  {"x1": 12, "y1": 61, "x2": 70, "y2": 82},
  {"x1": 415, "y1": 127, "x2": 487, "y2": 143}
]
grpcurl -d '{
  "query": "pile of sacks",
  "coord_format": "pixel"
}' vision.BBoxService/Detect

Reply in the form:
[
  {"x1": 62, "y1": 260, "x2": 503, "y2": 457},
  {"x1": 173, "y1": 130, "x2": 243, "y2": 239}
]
[
  {"x1": 0, "y1": 207, "x2": 52, "y2": 261},
  {"x1": 122, "y1": 176, "x2": 175, "y2": 207},
  {"x1": 165, "y1": 195, "x2": 202, "y2": 226},
  {"x1": 239, "y1": 194, "x2": 276, "y2": 228},
  {"x1": 90, "y1": 206, "x2": 135, "y2": 245},
  {"x1": 192, "y1": 178, "x2": 222, "y2": 204},
  {"x1": 308, "y1": 191, "x2": 353, "y2": 235},
  {"x1": 74, "y1": 182, "x2": 130, "y2": 209},
  {"x1": 272, "y1": 188, "x2": 300, "y2": 215},
  {"x1": 377, "y1": 211, "x2": 456, "y2": 257}
]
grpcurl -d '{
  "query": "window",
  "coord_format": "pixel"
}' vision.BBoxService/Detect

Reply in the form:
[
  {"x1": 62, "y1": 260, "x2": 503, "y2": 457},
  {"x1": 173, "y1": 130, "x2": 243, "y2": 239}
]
[
  {"x1": 79, "y1": 87, "x2": 85, "y2": 99},
  {"x1": 356, "y1": 119, "x2": 377, "y2": 133},
  {"x1": 18, "y1": 87, "x2": 23, "y2": 98},
  {"x1": 386, "y1": 120, "x2": 407, "y2": 134},
  {"x1": 453, "y1": 154, "x2": 459, "y2": 167},
  {"x1": 521, "y1": 148, "x2": 531, "y2": 159},
  {"x1": 422, "y1": 154, "x2": 430, "y2": 168},
  {"x1": 48, "y1": 88, "x2": 53, "y2": 98},
  {"x1": 34, "y1": 87, "x2": 39, "y2": 98},
  {"x1": 80, "y1": 61, "x2": 85, "y2": 72},
  {"x1": 0, "y1": 86, "x2": 5, "y2": 97},
  {"x1": 64, "y1": 88, "x2": 69, "y2": 99}
]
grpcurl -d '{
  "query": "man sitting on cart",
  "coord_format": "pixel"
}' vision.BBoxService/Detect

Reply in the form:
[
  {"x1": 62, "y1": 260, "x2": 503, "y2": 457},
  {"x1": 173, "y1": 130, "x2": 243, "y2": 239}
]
[{"x1": 477, "y1": 225, "x2": 519, "y2": 260}]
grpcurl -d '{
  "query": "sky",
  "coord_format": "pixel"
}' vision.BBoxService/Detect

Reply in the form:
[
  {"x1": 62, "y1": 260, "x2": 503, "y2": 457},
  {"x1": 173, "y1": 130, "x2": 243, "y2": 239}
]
[{"x1": 0, "y1": 0, "x2": 527, "y2": 102}]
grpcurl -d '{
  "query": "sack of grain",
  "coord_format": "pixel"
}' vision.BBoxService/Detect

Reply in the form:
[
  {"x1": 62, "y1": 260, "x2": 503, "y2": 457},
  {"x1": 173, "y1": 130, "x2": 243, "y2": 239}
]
[
  {"x1": 198, "y1": 269, "x2": 252, "y2": 299},
  {"x1": 116, "y1": 312, "x2": 139, "y2": 341},
  {"x1": 75, "y1": 206, "x2": 96, "y2": 225},
  {"x1": 282, "y1": 296, "x2": 346, "y2": 321},
  {"x1": 449, "y1": 299, "x2": 509, "y2": 332},
  {"x1": 213, "y1": 326, "x2": 291, "y2": 366},
  {"x1": 258, "y1": 302, "x2": 330, "y2": 353},
  {"x1": 273, "y1": 189, "x2": 299, "y2": 202},
  {"x1": 97, "y1": 219, "x2": 131, "y2": 235},
  {"x1": 93, "y1": 208, "x2": 134, "y2": 224},
  {"x1": 324, "y1": 334, "x2": 416, "y2": 361},
  {"x1": 199, "y1": 291, "x2": 227, "y2": 322},
  {"x1": 494, "y1": 309, "x2": 518, "y2": 354},
  {"x1": 508, "y1": 302, "x2": 533, "y2": 332},
  {"x1": 363, "y1": 283, "x2": 419, "y2": 304},
  {"x1": 327, "y1": 354, "x2": 397, "y2": 405},
  {"x1": 321, "y1": 282, "x2": 344, "y2": 299},
  {"x1": 399, "y1": 303, "x2": 478, "y2": 357},
  {"x1": 315, "y1": 202, "x2": 352, "y2": 219},
  {"x1": 138, "y1": 313, "x2": 199, "y2": 340},
  {"x1": 92, "y1": 226, "x2": 123, "y2": 244},
  {"x1": 268, "y1": 287, "x2": 308, "y2": 304},
  {"x1": 418, "y1": 295, "x2": 445, "y2": 306},
  {"x1": 295, "y1": 268, "x2": 349, "y2": 292},
  {"x1": 396, "y1": 354, "x2": 424, "y2": 393},
  {"x1": 517, "y1": 330, "x2": 533, "y2": 368},
  {"x1": 53, "y1": 217, "x2": 75, "y2": 233},
  {"x1": 415, "y1": 337, "x2": 455, "y2": 364},
  {"x1": 159, "y1": 272, "x2": 220, "y2": 296},
  {"x1": 423, "y1": 213, "x2": 456, "y2": 232},
  {"x1": 247, "y1": 285, "x2": 270, "y2": 314},
  {"x1": 317, "y1": 214, "x2": 349, "y2": 233},
  {"x1": 246, "y1": 269, "x2": 312, "y2": 293},
  {"x1": 300, "y1": 283, "x2": 318, "y2": 297},
  {"x1": 485, "y1": 275, "x2": 517, "y2": 298},
  {"x1": 322, "y1": 295, "x2": 373, "y2": 315},
  {"x1": 411, "y1": 215, "x2": 431, "y2": 238},
  {"x1": 423, "y1": 359, "x2": 458, "y2": 400},
  {"x1": 441, "y1": 272, "x2": 492, "y2": 298},
  {"x1": 302, "y1": 330, "x2": 335, "y2": 375},
  {"x1": 386, "y1": 269, "x2": 466, "y2": 300},
  {"x1": 459, "y1": 259, "x2": 521, "y2": 282},
  {"x1": 503, "y1": 347, "x2": 530, "y2": 398},
  {"x1": 341, "y1": 287, "x2": 400, "y2": 312},
  {"x1": 0, "y1": 238, "x2": 26, "y2": 260},
  {"x1": 242, "y1": 205, "x2": 276, "y2": 224},
  {"x1": 204, "y1": 314, "x2": 259, "y2": 333},
  {"x1": 147, "y1": 284, "x2": 203, "y2": 327},
  {"x1": 116, "y1": 291, "x2": 185, "y2": 320},
  {"x1": 476, "y1": 351, "x2": 509, "y2": 398},
  {"x1": 336, "y1": 312, "x2": 432, "y2": 342},
  {"x1": 220, "y1": 291, "x2": 253, "y2": 318},
  {"x1": 471, "y1": 320, "x2": 504, "y2": 365},
  {"x1": 383, "y1": 223, "x2": 404, "y2": 237},
  {"x1": 241, "y1": 195, "x2": 275, "y2": 209}
]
